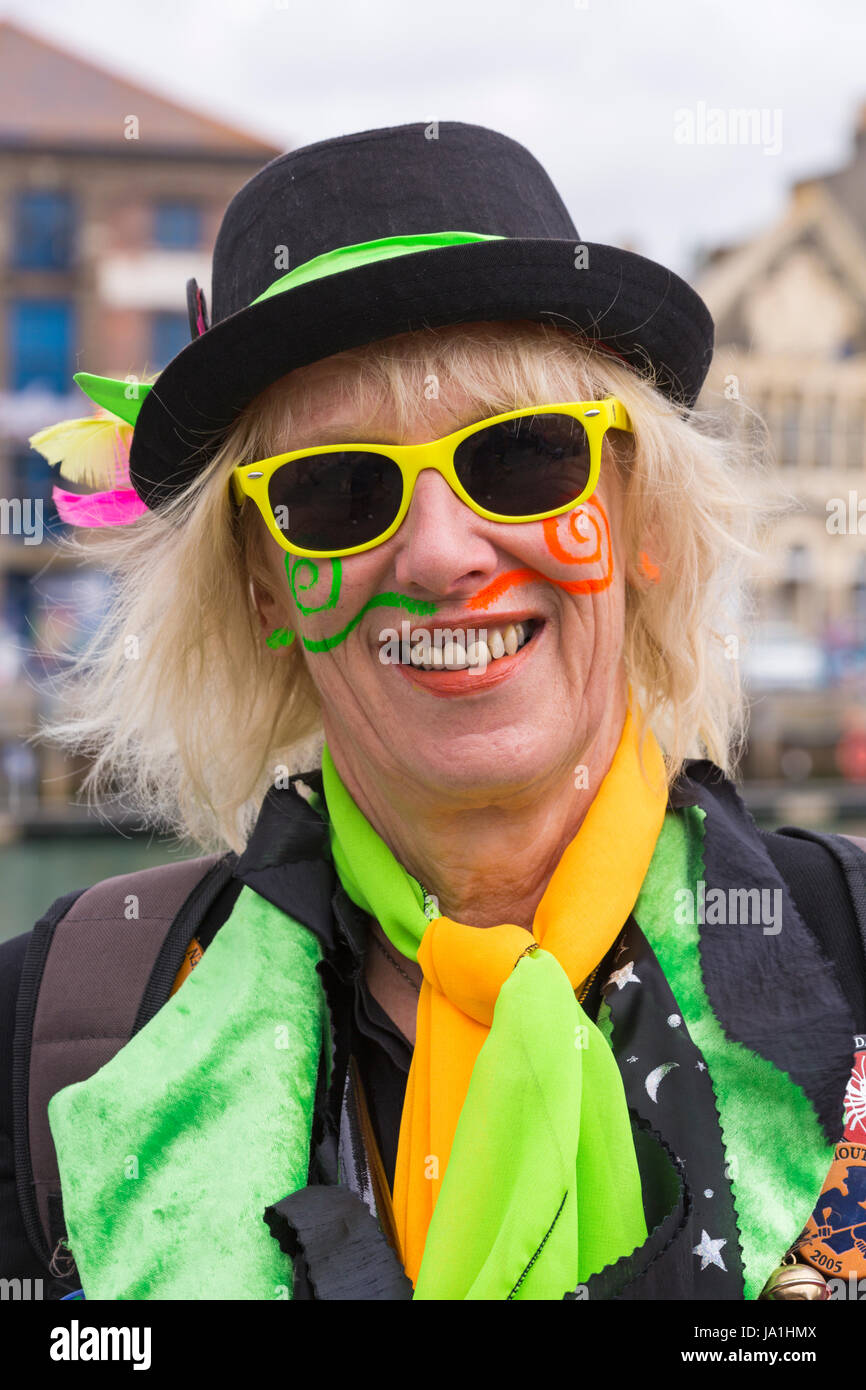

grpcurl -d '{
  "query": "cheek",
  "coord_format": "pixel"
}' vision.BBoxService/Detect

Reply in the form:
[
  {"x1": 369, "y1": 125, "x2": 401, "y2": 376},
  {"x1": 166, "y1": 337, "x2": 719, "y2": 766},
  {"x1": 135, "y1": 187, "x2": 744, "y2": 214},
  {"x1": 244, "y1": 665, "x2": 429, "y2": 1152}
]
[{"x1": 464, "y1": 498, "x2": 616, "y2": 613}]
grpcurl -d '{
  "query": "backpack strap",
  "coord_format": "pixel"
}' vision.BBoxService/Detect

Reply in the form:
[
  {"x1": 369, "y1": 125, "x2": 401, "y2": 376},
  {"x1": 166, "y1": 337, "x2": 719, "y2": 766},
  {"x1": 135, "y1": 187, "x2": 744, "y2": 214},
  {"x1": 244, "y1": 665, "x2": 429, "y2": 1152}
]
[{"x1": 13, "y1": 851, "x2": 237, "y2": 1275}]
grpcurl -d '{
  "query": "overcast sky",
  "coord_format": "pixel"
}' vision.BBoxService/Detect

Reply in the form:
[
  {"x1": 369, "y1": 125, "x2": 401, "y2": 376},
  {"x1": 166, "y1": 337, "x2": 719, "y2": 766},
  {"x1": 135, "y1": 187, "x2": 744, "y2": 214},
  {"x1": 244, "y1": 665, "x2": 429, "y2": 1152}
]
[{"x1": 3, "y1": 0, "x2": 865, "y2": 276}]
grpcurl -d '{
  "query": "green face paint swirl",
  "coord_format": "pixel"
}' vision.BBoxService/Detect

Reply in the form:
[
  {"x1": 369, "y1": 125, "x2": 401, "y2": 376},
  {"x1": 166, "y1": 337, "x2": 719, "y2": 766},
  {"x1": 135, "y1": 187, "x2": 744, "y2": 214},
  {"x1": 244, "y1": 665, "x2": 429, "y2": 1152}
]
[
  {"x1": 283, "y1": 552, "x2": 437, "y2": 652},
  {"x1": 302, "y1": 592, "x2": 437, "y2": 653},
  {"x1": 288, "y1": 555, "x2": 342, "y2": 614}
]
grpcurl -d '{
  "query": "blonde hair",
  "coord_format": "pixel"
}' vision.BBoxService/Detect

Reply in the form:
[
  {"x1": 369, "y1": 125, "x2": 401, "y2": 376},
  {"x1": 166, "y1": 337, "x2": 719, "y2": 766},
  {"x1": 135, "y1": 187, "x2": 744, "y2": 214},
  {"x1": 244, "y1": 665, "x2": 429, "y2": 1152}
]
[{"x1": 35, "y1": 320, "x2": 782, "y2": 853}]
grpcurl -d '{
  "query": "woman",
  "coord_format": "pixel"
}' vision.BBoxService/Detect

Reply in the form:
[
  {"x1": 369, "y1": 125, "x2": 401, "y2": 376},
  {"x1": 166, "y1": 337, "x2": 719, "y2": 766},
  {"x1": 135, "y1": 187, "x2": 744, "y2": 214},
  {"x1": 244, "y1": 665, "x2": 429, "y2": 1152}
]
[{"x1": 3, "y1": 121, "x2": 866, "y2": 1302}]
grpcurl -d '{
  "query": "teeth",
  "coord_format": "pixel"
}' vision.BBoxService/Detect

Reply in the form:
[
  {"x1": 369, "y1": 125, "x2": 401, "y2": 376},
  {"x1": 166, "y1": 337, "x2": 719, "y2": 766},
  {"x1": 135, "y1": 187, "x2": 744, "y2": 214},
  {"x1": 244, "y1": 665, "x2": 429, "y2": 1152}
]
[
  {"x1": 466, "y1": 639, "x2": 490, "y2": 667},
  {"x1": 403, "y1": 619, "x2": 537, "y2": 671}
]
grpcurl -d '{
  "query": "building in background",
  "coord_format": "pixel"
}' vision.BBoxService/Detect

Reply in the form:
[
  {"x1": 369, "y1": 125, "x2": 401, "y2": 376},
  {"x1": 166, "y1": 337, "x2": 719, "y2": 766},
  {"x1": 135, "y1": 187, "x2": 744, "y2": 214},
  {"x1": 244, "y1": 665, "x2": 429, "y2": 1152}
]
[
  {"x1": 0, "y1": 19, "x2": 281, "y2": 830},
  {"x1": 2, "y1": 15, "x2": 865, "y2": 834},
  {"x1": 697, "y1": 106, "x2": 866, "y2": 807}
]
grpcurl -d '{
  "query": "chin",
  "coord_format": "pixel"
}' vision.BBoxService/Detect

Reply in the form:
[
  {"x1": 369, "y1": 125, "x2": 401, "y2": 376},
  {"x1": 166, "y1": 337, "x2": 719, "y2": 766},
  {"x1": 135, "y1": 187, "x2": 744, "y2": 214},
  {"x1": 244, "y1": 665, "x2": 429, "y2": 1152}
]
[{"x1": 394, "y1": 724, "x2": 564, "y2": 799}]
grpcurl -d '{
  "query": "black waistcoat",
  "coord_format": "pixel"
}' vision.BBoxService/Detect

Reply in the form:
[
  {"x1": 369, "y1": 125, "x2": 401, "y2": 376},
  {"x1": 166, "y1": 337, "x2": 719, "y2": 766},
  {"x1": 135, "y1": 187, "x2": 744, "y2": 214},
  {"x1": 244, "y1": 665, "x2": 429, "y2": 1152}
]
[{"x1": 231, "y1": 760, "x2": 866, "y2": 1300}]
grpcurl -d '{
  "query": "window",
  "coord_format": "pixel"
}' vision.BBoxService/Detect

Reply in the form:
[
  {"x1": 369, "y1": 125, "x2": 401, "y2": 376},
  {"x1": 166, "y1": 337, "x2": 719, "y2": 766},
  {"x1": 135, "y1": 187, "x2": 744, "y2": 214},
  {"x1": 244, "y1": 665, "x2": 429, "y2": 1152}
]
[
  {"x1": 853, "y1": 553, "x2": 866, "y2": 635},
  {"x1": 2, "y1": 571, "x2": 33, "y2": 647},
  {"x1": 11, "y1": 190, "x2": 75, "y2": 270},
  {"x1": 8, "y1": 448, "x2": 64, "y2": 542},
  {"x1": 755, "y1": 392, "x2": 777, "y2": 454},
  {"x1": 847, "y1": 404, "x2": 865, "y2": 471},
  {"x1": 153, "y1": 202, "x2": 202, "y2": 250},
  {"x1": 814, "y1": 396, "x2": 835, "y2": 469},
  {"x1": 8, "y1": 300, "x2": 75, "y2": 393},
  {"x1": 151, "y1": 312, "x2": 190, "y2": 370},
  {"x1": 784, "y1": 543, "x2": 811, "y2": 583},
  {"x1": 780, "y1": 395, "x2": 801, "y2": 467}
]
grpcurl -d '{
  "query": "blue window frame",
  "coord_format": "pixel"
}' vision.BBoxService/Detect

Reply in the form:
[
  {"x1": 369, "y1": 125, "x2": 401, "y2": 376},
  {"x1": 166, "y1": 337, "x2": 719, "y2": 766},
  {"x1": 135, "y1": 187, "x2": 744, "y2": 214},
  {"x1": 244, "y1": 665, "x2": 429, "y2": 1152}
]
[
  {"x1": 8, "y1": 300, "x2": 75, "y2": 394},
  {"x1": 12, "y1": 190, "x2": 75, "y2": 270},
  {"x1": 153, "y1": 202, "x2": 202, "y2": 250},
  {"x1": 151, "y1": 311, "x2": 190, "y2": 369}
]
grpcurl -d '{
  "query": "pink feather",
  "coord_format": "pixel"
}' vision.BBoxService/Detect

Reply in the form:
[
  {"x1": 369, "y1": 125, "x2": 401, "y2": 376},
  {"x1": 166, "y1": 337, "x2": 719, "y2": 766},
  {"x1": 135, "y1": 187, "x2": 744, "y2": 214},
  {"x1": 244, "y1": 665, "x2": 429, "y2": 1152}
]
[{"x1": 52, "y1": 485, "x2": 148, "y2": 528}]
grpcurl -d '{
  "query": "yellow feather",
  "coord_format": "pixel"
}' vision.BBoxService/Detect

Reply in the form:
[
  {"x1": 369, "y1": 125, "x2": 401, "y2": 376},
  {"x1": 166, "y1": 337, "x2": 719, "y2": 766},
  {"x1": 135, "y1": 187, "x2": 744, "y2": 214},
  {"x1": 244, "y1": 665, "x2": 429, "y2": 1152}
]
[{"x1": 28, "y1": 415, "x2": 133, "y2": 490}]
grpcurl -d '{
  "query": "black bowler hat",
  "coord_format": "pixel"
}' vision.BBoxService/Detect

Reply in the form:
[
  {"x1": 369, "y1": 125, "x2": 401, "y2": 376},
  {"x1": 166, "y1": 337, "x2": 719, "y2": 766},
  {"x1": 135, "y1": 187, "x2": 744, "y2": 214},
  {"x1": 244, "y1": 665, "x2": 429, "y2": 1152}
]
[{"x1": 76, "y1": 120, "x2": 715, "y2": 511}]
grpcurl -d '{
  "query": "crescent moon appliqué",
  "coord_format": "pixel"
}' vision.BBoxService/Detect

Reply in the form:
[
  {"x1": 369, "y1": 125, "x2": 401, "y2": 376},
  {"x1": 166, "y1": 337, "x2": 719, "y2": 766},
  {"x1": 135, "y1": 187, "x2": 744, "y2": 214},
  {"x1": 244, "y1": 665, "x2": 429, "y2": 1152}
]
[{"x1": 645, "y1": 1061, "x2": 679, "y2": 1103}]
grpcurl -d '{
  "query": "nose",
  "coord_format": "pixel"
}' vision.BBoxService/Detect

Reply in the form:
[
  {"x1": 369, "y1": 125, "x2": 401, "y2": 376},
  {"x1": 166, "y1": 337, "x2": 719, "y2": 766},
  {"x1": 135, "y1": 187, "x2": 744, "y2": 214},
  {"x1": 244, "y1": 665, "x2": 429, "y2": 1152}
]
[{"x1": 392, "y1": 465, "x2": 501, "y2": 598}]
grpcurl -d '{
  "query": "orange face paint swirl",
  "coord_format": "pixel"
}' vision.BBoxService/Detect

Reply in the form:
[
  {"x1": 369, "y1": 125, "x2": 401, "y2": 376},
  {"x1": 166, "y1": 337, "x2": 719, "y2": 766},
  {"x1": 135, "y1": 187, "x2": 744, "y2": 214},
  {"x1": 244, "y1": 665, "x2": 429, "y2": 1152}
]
[{"x1": 466, "y1": 500, "x2": 614, "y2": 611}]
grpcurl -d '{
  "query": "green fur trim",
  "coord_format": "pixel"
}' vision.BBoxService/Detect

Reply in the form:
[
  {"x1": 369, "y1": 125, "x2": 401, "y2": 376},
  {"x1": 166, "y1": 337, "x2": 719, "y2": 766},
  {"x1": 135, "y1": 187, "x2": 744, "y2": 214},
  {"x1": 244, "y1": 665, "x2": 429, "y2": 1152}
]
[{"x1": 48, "y1": 886, "x2": 326, "y2": 1299}]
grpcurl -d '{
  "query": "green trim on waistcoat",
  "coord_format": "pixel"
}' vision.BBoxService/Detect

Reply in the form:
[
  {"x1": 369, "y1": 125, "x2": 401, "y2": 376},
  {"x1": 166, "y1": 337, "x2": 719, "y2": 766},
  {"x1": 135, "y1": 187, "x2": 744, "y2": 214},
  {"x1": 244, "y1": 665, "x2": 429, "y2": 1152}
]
[
  {"x1": 48, "y1": 885, "x2": 326, "y2": 1299},
  {"x1": 633, "y1": 805, "x2": 836, "y2": 1299}
]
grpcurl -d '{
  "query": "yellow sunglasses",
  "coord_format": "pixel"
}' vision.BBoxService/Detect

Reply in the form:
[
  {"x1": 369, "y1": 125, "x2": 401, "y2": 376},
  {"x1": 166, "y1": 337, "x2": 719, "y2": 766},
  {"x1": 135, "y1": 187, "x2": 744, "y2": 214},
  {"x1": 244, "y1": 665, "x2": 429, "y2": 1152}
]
[{"x1": 230, "y1": 396, "x2": 633, "y2": 558}]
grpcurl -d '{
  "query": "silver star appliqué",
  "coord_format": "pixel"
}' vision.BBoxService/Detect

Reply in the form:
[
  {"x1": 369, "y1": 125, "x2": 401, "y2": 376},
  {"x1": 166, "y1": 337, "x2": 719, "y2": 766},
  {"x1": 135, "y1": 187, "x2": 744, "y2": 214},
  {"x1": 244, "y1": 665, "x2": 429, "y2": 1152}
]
[
  {"x1": 605, "y1": 961, "x2": 640, "y2": 990},
  {"x1": 693, "y1": 1229, "x2": 727, "y2": 1271}
]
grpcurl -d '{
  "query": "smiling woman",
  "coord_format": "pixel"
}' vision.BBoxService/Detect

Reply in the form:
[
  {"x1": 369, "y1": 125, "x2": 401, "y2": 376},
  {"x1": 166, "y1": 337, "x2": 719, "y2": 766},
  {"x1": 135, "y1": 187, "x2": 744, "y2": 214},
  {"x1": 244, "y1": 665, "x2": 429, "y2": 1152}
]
[
  {"x1": 38, "y1": 318, "x2": 771, "y2": 852},
  {"x1": 5, "y1": 120, "x2": 866, "y2": 1305}
]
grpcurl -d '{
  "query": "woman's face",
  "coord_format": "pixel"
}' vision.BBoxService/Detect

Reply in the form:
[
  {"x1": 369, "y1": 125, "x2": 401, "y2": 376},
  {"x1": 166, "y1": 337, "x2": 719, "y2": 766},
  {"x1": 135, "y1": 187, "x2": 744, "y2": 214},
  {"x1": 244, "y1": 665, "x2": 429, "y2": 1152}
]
[{"x1": 254, "y1": 359, "x2": 635, "y2": 804}]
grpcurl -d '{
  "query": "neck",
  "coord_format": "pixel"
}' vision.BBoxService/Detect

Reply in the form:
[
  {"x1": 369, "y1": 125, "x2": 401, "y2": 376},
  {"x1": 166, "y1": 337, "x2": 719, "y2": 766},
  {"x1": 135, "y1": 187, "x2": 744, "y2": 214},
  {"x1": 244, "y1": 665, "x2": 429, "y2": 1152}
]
[{"x1": 323, "y1": 682, "x2": 629, "y2": 929}]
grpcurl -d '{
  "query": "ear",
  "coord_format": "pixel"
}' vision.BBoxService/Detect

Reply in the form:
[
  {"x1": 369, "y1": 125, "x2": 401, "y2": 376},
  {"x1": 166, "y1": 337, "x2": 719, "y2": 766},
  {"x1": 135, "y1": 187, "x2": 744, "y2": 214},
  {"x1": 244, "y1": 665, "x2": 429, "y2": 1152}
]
[{"x1": 251, "y1": 576, "x2": 290, "y2": 639}]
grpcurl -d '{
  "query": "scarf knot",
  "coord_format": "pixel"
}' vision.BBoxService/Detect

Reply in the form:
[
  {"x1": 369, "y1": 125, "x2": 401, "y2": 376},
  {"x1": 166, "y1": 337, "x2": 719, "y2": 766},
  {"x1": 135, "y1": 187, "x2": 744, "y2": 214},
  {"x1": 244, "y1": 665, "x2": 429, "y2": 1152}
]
[{"x1": 418, "y1": 919, "x2": 537, "y2": 1027}]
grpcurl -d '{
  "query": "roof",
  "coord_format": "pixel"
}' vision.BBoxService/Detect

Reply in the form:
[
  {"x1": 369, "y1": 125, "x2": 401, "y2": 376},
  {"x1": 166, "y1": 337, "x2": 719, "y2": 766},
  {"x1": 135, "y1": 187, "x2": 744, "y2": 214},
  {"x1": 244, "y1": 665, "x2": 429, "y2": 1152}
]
[
  {"x1": 0, "y1": 19, "x2": 284, "y2": 156},
  {"x1": 818, "y1": 106, "x2": 866, "y2": 244}
]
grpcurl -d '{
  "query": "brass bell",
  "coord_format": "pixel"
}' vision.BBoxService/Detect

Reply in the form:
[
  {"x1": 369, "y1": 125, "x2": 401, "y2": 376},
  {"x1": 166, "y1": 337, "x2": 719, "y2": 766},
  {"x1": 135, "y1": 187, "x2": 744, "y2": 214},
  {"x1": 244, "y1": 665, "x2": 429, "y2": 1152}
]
[{"x1": 759, "y1": 1258, "x2": 830, "y2": 1301}]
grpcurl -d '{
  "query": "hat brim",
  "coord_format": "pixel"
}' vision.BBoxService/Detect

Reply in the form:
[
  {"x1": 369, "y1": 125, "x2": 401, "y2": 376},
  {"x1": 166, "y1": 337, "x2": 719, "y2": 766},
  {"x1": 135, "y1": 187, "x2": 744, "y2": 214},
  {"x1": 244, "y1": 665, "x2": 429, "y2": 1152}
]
[{"x1": 128, "y1": 238, "x2": 714, "y2": 509}]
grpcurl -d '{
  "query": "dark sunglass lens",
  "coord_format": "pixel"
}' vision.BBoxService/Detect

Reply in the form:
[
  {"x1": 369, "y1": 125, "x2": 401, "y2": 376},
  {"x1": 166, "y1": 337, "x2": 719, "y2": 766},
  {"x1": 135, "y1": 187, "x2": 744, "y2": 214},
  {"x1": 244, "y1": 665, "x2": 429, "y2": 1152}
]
[
  {"x1": 453, "y1": 414, "x2": 592, "y2": 517},
  {"x1": 267, "y1": 451, "x2": 403, "y2": 551}
]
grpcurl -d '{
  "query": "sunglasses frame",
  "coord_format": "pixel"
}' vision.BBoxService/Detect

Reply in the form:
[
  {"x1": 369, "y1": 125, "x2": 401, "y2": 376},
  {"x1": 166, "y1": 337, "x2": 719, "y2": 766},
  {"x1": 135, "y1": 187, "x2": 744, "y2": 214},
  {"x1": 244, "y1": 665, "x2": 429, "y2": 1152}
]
[{"x1": 229, "y1": 396, "x2": 633, "y2": 559}]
